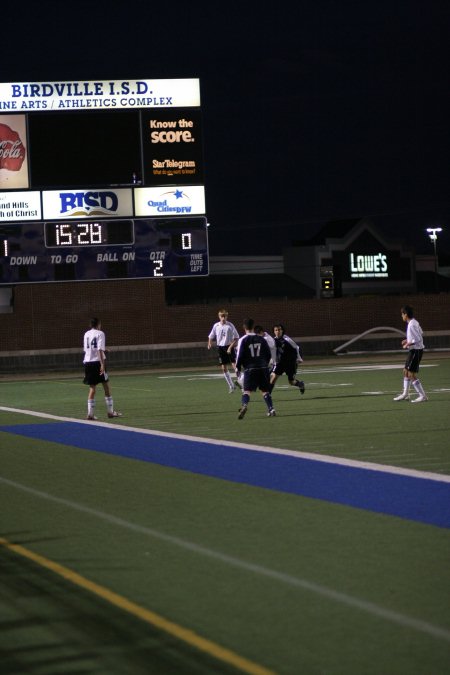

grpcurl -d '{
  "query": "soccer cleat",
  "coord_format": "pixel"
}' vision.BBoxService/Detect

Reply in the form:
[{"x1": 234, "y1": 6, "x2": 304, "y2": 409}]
[
  {"x1": 108, "y1": 411, "x2": 123, "y2": 418},
  {"x1": 393, "y1": 393, "x2": 409, "y2": 401},
  {"x1": 229, "y1": 385, "x2": 236, "y2": 394},
  {"x1": 238, "y1": 405, "x2": 248, "y2": 420},
  {"x1": 267, "y1": 408, "x2": 276, "y2": 417},
  {"x1": 411, "y1": 395, "x2": 428, "y2": 403},
  {"x1": 298, "y1": 380, "x2": 305, "y2": 395},
  {"x1": 86, "y1": 415, "x2": 98, "y2": 420}
]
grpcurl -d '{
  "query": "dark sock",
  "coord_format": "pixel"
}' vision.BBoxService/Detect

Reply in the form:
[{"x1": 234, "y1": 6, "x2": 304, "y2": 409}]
[{"x1": 263, "y1": 393, "x2": 274, "y2": 410}]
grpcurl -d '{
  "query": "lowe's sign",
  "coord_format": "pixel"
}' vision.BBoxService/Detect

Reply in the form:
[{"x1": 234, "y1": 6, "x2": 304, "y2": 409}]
[{"x1": 349, "y1": 252, "x2": 388, "y2": 278}]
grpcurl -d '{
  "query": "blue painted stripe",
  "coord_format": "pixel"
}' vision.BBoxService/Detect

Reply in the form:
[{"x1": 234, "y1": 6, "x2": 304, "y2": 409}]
[{"x1": 2, "y1": 422, "x2": 450, "y2": 528}]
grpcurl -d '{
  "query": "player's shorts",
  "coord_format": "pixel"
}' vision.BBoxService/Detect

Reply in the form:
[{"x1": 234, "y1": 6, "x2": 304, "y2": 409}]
[
  {"x1": 242, "y1": 367, "x2": 271, "y2": 392},
  {"x1": 217, "y1": 345, "x2": 236, "y2": 366},
  {"x1": 272, "y1": 360, "x2": 297, "y2": 381},
  {"x1": 405, "y1": 349, "x2": 423, "y2": 374},
  {"x1": 83, "y1": 361, "x2": 109, "y2": 385}
]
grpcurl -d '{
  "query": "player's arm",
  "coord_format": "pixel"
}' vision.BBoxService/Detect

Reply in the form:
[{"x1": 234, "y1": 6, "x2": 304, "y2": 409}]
[
  {"x1": 235, "y1": 337, "x2": 244, "y2": 373},
  {"x1": 285, "y1": 335, "x2": 302, "y2": 361},
  {"x1": 227, "y1": 337, "x2": 238, "y2": 353},
  {"x1": 266, "y1": 336, "x2": 277, "y2": 364},
  {"x1": 261, "y1": 339, "x2": 272, "y2": 364},
  {"x1": 98, "y1": 349, "x2": 106, "y2": 374},
  {"x1": 227, "y1": 324, "x2": 239, "y2": 353},
  {"x1": 96, "y1": 331, "x2": 107, "y2": 372},
  {"x1": 207, "y1": 326, "x2": 216, "y2": 349}
]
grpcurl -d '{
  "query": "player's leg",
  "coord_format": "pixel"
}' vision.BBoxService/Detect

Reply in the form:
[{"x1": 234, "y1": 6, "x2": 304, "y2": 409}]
[
  {"x1": 409, "y1": 351, "x2": 427, "y2": 402},
  {"x1": 238, "y1": 370, "x2": 252, "y2": 419},
  {"x1": 102, "y1": 379, "x2": 123, "y2": 418},
  {"x1": 84, "y1": 362, "x2": 99, "y2": 420},
  {"x1": 288, "y1": 365, "x2": 305, "y2": 395},
  {"x1": 269, "y1": 364, "x2": 280, "y2": 393},
  {"x1": 231, "y1": 353, "x2": 242, "y2": 389},
  {"x1": 261, "y1": 369, "x2": 275, "y2": 416},
  {"x1": 219, "y1": 348, "x2": 234, "y2": 392},
  {"x1": 393, "y1": 363, "x2": 412, "y2": 400},
  {"x1": 87, "y1": 385, "x2": 97, "y2": 420}
]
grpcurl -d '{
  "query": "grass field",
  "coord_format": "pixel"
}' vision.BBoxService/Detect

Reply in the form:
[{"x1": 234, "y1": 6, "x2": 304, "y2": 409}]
[{"x1": 1, "y1": 355, "x2": 450, "y2": 674}]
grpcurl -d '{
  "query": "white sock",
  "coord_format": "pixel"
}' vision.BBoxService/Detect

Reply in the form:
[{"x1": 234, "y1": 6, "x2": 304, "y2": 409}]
[
  {"x1": 88, "y1": 400, "x2": 95, "y2": 416},
  {"x1": 403, "y1": 377, "x2": 410, "y2": 394},
  {"x1": 412, "y1": 379, "x2": 425, "y2": 396},
  {"x1": 224, "y1": 371, "x2": 233, "y2": 388},
  {"x1": 105, "y1": 396, "x2": 113, "y2": 413}
]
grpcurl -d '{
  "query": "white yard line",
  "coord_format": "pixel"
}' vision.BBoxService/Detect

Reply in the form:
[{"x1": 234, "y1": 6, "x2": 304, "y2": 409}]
[{"x1": 1, "y1": 474, "x2": 450, "y2": 644}]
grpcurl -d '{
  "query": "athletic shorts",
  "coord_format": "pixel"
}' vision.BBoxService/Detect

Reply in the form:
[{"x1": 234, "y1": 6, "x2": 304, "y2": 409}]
[
  {"x1": 242, "y1": 367, "x2": 271, "y2": 393},
  {"x1": 272, "y1": 360, "x2": 297, "y2": 381},
  {"x1": 405, "y1": 349, "x2": 423, "y2": 374},
  {"x1": 217, "y1": 345, "x2": 236, "y2": 366},
  {"x1": 83, "y1": 361, "x2": 109, "y2": 385}
]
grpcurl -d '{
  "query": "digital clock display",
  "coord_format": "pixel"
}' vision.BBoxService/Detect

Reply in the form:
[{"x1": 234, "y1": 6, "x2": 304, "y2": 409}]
[
  {"x1": 45, "y1": 220, "x2": 134, "y2": 248},
  {"x1": 0, "y1": 216, "x2": 208, "y2": 284}
]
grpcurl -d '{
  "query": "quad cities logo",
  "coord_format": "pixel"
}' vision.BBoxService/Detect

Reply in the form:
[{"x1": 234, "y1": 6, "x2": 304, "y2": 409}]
[
  {"x1": 148, "y1": 189, "x2": 192, "y2": 214},
  {"x1": 134, "y1": 185, "x2": 205, "y2": 217}
]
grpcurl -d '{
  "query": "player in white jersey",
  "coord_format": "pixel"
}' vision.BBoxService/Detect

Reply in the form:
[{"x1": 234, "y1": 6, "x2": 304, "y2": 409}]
[
  {"x1": 393, "y1": 305, "x2": 427, "y2": 402},
  {"x1": 254, "y1": 325, "x2": 277, "y2": 365},
  {"x1": 208, "y1": 309, "x2": 242, "y2": 393},
  {"x1": 83, "y1": 318, "x2": 123, "y2": 420}
]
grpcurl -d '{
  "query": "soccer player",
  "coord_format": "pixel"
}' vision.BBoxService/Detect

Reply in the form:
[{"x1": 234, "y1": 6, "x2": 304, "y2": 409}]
[
  {"x1": 393, "y1": 305, "x2": 428, "y2": 403},
  {"x1": 235, "y1": 318, "x2": 275, "y2": 419},
  {"x1": 270, "y1": 324, "x2": 306, "y2": 395},
  {"x1": 208, "y1": 309, "x2": 241, "y2": 393},
  {"x1": 83, "y1": 318, "x2": 123, "y2": 420},
  {"x1": 254, "y1": 325, "x2": 277, "y2": 365}
]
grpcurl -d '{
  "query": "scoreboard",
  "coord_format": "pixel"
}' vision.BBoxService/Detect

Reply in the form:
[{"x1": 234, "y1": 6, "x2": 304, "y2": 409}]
[
  {"x1": 0, "y1": 217, "x2": 208, "y2": 283},
  {"x1": 0, "y1": 78, "x2": 209, "y2": 284}
]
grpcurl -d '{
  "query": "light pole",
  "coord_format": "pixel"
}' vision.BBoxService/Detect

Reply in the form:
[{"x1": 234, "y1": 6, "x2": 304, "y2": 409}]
[{"x1": 426, "y1": 227, "x2": 442, "y2": 293}]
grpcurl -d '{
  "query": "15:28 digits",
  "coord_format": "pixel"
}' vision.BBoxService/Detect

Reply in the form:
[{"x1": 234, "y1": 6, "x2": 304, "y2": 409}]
[{"x1": 52, "y1": 222, "x2": 103, "y2": 246}]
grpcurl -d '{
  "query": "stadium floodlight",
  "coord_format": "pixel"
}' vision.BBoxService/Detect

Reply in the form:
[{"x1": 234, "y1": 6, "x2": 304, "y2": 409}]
[
  {"x1": 426, "y1": 227, "x2": 443, "y2": 292},
  {"x1": 426, "y1": 227, "x2": 442, "y2": 241}
]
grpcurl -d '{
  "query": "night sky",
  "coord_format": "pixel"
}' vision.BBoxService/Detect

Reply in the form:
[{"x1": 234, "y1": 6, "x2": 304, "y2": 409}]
[{"x1": 4, "y1": 1, "x2": 449, "y2": 258}]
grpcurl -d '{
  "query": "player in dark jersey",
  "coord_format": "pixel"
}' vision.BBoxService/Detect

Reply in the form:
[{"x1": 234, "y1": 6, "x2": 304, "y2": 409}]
[
  {"x1": 235, "y1": 318, "x2": 276, "y2": 419},
  {"x1": 270, "y1": 323, "x2": 305, "y2": 395}
]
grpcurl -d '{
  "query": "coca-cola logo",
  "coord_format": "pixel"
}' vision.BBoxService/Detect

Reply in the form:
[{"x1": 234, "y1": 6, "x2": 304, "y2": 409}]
[{"x1": 0, "y1": 123, "x2": 26, "y2": 172}]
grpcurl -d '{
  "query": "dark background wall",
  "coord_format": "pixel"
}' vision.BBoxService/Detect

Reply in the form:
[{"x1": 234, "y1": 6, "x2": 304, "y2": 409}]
[{"x1": 1, "y1": 280, "x2": 449, "y2": 353}]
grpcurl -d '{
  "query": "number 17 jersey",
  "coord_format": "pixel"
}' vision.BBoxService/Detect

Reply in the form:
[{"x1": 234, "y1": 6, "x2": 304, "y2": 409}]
[{"x1": 235, "y1": 333, "x2": 271, "y2": 370}]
